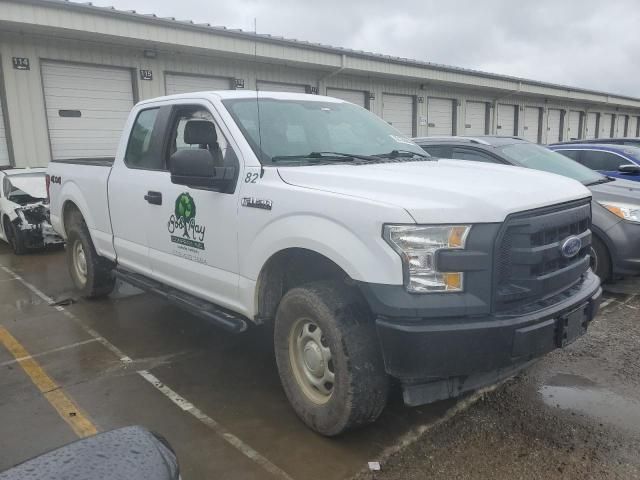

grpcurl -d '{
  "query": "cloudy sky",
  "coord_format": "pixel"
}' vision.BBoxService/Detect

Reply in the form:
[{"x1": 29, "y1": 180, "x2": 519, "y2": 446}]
[{"x1": 95, "y1": 0, "x2": 639, "y2": 97}]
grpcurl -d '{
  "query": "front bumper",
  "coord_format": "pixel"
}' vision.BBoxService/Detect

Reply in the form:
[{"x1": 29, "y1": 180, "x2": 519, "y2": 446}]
[
  {"x1": 607, "y1": 219, "x2": 640, "y2": 276},
  {"x1": 372, "y1": 270, "x2": 602, "y2": 406}
]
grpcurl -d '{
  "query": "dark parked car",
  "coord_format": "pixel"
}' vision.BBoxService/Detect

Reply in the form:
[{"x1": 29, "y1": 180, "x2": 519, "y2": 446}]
[
  {"x1": 551, "y1": 137, "x2": 640, "y2": 148},
  {"x1": 549, "y1": 143, "x2": 640, "y2": 182},
  {"x1": 413, "y1": 136, "x2": 640, "y2": 281}
]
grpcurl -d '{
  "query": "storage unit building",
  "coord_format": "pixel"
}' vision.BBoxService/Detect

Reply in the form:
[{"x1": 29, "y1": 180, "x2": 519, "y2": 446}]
[
  {"x1": 464, "y1": 101, "x2": 487, "y2": 136},
  {"x1": 1, "y1": 0, "x2": 640, "y2": 167},
  {"x1": 256, "y1": 81, "x2": 308, "y2": 93},
  {"x1": 567, "y1": 111, "x2": 582, "y2": 140},
  {"x1": 522, "y1": 107, "x2": 541, "y2": 143},
  {"x1": 616, "y1": 115, "x2": 627, "y2": 137},
  {"x1": 585, "y1": 113, "x2": 598, "y2": 140},
  {"x1": 497, "y1": 104, "x2": 517, "y2": 136},
  {"x1": 0, "y1": 97, "x2": 9, "y2": 166},
  {"x1": 547, "y1": 109, "x2": 563, "y2": 143},
  {"x1": 425, "y1": 97, "x2": 455, "y2": 136},
  {"x1": 600, "y1": 113, "x2": 613, "y2": 138},
  {"x1": 165, "y1": 73, "x2": 232, "y2": 95},
  {"x1": 382, "y1": 94, "x2": 414, "y2": 137},
  {"x1": 41, "y1": 62, "x2": 134, "y2": 160},
  {"x1": 325, "y1": 88, "x2": 367, "y2": 108},
  {"x1": 629, "y1": 116, "x2": 639, "y2": 137}
]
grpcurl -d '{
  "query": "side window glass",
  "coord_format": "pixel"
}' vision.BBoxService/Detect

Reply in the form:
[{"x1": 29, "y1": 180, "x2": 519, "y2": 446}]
[
  {"x1": 558, "y1": 150, "x2": 580, "y2": 161},
  {"x1": 124, "y1": 108, "x2": 160, "y2": 169},
  {"x1": 580, "y1": 150, "x2": 625, "y2": 171},
  {"x1": 168, "y1": 107, "x2": 235, "y2": 168},
  {"x1": 452, "y1": 147, "x2": 498, "y2": 163}
]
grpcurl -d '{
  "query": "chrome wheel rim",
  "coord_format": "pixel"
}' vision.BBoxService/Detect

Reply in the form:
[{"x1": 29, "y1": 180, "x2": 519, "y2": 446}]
[
  {"x1": 72, "y1": 240, "x2": 88, "y2": 285},
  {"x1": 289, "y1": 318, "x2": 335, "y2": 404}
]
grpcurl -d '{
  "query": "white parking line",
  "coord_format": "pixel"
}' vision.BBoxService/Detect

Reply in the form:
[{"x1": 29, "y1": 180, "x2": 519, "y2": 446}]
[
  {"x1": 0, "y1": 265, "x2": 295, "y2": 480},
  {"x1": 600, "y1": 298, "x2": 615, "y2": 309},
  {"x1": 0, "y1": 338, "x2": 99, "y2": 368}
]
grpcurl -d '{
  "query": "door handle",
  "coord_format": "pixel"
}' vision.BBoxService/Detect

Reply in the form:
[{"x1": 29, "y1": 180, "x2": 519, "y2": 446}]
[{"x1": 144, "y1": 191, "x2": 162, "y2": 205}]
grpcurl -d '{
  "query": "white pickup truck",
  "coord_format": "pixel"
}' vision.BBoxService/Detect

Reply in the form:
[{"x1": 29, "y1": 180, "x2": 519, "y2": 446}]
[{"x1": 48, "y1": 91, "x2": 602, "y2": 436}]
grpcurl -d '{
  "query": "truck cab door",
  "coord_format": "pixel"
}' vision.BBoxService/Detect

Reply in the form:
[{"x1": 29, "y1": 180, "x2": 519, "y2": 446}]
[
  {"x1": 108, "y1": 106, "x2": 170, "y2": 276},
  {"x1": 145, "y1": 102, "x2": 242, "y2": 311}
]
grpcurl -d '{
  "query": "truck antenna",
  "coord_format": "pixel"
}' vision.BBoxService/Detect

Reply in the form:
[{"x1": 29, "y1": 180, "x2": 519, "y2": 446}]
[{"x1": 254, "y1": 17, "x2": 265, "y2": 178}]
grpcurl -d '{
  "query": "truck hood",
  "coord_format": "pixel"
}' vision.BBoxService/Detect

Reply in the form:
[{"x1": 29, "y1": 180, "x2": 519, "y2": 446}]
[{"x1": 277, "y1": 159, "x2": 592, "y2": 223}]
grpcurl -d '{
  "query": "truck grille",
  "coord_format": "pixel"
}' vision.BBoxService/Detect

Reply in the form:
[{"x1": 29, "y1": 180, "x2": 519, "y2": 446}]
[{"x1": 494, "y1": 199, "x2": 592, "y2": 313}]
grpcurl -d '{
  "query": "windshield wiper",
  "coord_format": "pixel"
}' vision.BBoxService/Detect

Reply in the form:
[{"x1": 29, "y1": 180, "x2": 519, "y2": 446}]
[
  {"x1": 373, "y1": 149, "x2": 430, "y2": 159},
  {"x1": 271, "y1": 152, "x2": 378, "y2": 163},
  {"x1": 586, "y1": 177, "x2": 614, "y2": 186}
]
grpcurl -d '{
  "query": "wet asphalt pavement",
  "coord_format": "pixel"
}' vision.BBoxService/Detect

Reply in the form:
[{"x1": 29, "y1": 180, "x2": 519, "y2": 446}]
[{"x1": 0, "y1": 244, "x2": 639, "y2": 479}]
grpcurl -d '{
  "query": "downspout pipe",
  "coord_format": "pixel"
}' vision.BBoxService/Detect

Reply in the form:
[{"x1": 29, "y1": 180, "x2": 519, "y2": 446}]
[{"x1": 318, "y1": 54, "x2": 347, "y2": 92}]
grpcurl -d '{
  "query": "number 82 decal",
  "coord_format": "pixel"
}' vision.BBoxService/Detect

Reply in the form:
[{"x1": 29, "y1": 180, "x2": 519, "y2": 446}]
[{"x1": 244, "y1": 172, "x2": 259, "y2": 183}]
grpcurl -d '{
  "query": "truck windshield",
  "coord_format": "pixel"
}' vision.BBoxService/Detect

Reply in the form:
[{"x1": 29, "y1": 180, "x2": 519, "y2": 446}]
[
  {"x1": 497, "y1": 143, "x2": 607, "y2": 185},
  {"x1": 222, "y1": 98, "x2": 426, "y2": 164}
]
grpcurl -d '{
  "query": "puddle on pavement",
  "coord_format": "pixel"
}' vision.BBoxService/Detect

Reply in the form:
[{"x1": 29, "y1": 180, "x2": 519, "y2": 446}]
[{"x1": 540, "y1": 373, "x2": 640, "y2": 433}]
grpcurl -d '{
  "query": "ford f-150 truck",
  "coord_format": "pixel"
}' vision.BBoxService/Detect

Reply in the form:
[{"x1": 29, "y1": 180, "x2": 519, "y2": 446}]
[{"x1": 48, "y1": 91, "x2": 602, "y2": 436}]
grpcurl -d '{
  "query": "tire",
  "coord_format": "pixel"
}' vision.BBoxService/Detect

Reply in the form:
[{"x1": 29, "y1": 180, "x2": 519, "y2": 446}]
[
  {"x1": 65, "y1": 210, "x2": 115, "y2": 298},
  {"x1": 274, "y1": 281, "x2": 389, "y2": 436},
  {"x1": 4, "y1": 217, "x2": 27, "y2": 255},
  {"x1": 590, "y1": 235, "x2": 611, "y2": 282}
]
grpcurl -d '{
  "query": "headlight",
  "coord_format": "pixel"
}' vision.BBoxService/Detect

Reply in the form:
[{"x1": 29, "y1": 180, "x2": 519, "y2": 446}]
[
  {"x1": 383, "y1": 225, "x2": 471, "y2": 293},
  {"x1": 599, "y1": 201, "x2": 640, "y2": 223}
]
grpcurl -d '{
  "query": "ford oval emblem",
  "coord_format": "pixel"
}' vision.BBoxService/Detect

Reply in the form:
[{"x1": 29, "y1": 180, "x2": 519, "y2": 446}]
[{"x1": 560, "y1": 236, "x2": 582, "y2": 259}]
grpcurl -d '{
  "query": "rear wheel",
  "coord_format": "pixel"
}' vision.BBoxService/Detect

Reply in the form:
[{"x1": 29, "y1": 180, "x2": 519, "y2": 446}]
[
  {"x1": 274, "y1": 281, "x2": 389, "y2": 436},
  {"x1": 4, "y1": 218, "x2": 26, "y2": 255},
  {"x1": 65, "y1": 210, "x2": 115, "y2": 298},
  {"x1": 590, "y1": 235, "x2": 611, "y2": 282}
]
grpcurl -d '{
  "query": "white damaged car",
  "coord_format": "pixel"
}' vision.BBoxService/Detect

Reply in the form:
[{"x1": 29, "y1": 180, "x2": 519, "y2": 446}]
[{"x1": 0, "y1": 168, "x2": 64, "y2": 254}]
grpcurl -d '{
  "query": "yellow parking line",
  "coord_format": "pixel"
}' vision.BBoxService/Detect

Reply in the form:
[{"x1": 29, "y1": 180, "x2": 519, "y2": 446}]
[{"x1": 0, "y1": 326, "x2": 98, "y2": 438}]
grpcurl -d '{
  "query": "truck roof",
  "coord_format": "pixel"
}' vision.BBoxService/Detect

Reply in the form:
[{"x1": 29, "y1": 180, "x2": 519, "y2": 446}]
[{"x1": 137, "y1": 90, "x2": 345, "y2": 106}]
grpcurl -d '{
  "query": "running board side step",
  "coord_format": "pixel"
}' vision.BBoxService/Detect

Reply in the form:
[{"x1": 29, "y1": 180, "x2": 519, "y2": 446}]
[{"x1": 114, "y1": 269, "x2": 248, "y2": 333}]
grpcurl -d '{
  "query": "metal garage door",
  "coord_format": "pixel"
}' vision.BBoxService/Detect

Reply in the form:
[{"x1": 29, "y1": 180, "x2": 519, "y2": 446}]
[
  {"x1": 426, "y1": 97, "x2": 454, "y2": 136},
  {"x1": 585, "y1": 113, "x2": 598, "y2": 139},
  {"x1": 382, "y1": 94, "x2": 414, "y2": 137},
  {"x1": 256, "y1": 81, "x2": 307, "y2": 93},
  {"x1": 523, "y1": 107, "x2": 541, "y2": 143},
  {"x1": 464, "y1": 101, "x2": 486, "y2": 135},
  {"x1": 165, "y1": 73, "x2": 231, "y2": 95},
  {"x1": 600, "y1": 113, "x2": 613, "y2": 138},
  {"x1": 0, "y1": 97, "x2": 9, "y2": 166},
  {"x1": 616, "y1": 115, "x2": 627, "y2": 137},
  {"x1": 326, "y1": 88, "x2": 366, "y2": 108},
  {"x1": 41, "y1": 62, "x2": 134, "y2": 160},
  {"x1": 497, "y1": 104, "x2": 517, "y2": 136},
  {"x1": 567, "y1": 111, "x2": 582, "y2": 140},
  {"x1": 628, "y1": 116, "x2": 639, "y2": 137},
  {"x1": 547, "y1": 109, "x2": 562, "y2": 143}
]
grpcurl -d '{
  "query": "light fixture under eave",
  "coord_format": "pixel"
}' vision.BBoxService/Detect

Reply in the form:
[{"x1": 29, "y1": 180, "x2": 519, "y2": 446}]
[{"x1": 143, "y1": 49, "x2": 158, "y2": 59}]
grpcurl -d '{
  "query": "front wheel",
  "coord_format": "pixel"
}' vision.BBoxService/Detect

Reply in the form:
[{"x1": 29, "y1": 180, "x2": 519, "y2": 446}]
[
  {"x1": 5, "y1": 219, "x2": 27, "y2": 255},
  {"x1": 274, "y1": 281, "x2": 389, "y2": 436}
]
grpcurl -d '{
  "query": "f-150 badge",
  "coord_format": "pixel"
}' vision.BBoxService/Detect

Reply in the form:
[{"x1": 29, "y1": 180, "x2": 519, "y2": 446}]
[{"x1": 242, "y1": 197, "x2": 273, "y2": 211}]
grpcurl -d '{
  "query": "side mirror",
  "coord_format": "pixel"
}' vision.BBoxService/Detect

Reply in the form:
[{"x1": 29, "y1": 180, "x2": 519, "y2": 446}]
[
  {"x1": 169, "y1": 149, "x2": 235, "y2": 191},
  {"x1": 618, "y1": 164, "x2": 640, "y2": 175}
]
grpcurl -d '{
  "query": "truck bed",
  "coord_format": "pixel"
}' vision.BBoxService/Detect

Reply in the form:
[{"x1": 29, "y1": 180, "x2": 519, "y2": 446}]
[{"x1": 48, "y1": 158, "x2": 115, "y2": 260}]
